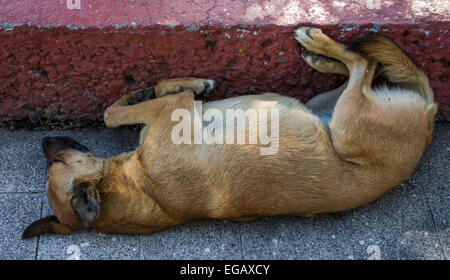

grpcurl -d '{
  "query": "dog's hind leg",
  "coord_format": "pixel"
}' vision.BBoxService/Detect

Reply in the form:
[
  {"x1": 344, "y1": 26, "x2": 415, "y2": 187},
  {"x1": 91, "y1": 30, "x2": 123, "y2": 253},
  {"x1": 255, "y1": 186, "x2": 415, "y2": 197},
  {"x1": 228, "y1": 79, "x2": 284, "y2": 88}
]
[
  {"x1": 302, "y1": 51, "x2": 349, "y2": 111},
  {"x1": 301, "y1": 50, "x2": 349, "y2": 127},
  {"x1": 301, "y1": 46, "x2": 382, "y2": 114},
  {"x1": 295, "y1": 27, "x2": 377, "y2": 103},
  {"x1": 295, "y1": 26, "x2": 380, "y2": 165},
  {"x1": 305, "y1": 81, "x2": 348, "y2": 128},
  {"x1": 305, "y1": 82, "x2": 348, "y2": 112},
  {"x1": 301, "y1": 50, "x2": 348, "y2": 76},
  {"x1": 295, "y1": 27, "x2": 366, "y2": 69}
]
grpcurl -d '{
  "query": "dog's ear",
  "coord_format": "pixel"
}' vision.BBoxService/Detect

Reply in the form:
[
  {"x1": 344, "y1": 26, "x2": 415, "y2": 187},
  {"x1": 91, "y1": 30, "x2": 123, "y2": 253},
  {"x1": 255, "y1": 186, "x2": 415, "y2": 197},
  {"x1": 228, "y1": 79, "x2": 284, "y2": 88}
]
[
  {"x1": 22, "y1": 216, "x2": 74, "y2": 239},
  {"x1": 70, "y1": 182, "x2": 101, "y2": 229}
]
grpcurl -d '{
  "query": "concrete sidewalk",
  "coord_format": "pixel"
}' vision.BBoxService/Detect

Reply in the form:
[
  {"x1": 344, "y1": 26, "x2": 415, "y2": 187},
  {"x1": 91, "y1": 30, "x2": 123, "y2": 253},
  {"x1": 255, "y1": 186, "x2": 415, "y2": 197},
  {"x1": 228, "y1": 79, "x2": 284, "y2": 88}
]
[{"x1": 0, "y1": 124, "x2": 448, "y2": 260}]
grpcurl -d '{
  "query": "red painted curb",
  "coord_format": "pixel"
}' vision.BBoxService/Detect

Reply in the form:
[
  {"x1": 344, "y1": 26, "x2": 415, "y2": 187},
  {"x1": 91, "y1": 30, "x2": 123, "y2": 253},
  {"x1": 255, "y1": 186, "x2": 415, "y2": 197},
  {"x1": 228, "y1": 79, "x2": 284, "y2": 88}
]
[
  {"x1": 2, "y1": 0, "x2": 449, "y2": 26},
  {"x1": 1, "y1": 1, "x2": 449, "y2": 123}
]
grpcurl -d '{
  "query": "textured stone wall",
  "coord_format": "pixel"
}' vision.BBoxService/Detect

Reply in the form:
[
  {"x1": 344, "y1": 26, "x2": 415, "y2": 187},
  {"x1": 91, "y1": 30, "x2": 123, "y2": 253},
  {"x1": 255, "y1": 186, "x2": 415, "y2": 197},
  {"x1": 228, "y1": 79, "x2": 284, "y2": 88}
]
[{"x1": 1, "y1": 1, "x2": 449, "y2": 123}]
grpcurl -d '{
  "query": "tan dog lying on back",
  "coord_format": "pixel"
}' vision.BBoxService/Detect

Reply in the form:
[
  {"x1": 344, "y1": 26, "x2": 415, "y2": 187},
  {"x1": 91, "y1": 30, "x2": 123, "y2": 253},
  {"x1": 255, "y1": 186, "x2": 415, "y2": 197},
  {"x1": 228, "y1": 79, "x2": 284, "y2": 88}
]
[{"x1": 23, "y1": 27, "x2": 436, "y2": 238}]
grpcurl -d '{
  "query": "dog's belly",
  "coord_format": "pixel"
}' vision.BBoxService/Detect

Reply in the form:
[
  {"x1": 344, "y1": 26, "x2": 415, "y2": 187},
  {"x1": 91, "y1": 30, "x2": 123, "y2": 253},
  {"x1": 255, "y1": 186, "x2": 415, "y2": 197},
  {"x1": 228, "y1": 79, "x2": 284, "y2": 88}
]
[
  {"x1": 317, "y1": 110, "x2": 333, "y2": 130},
  {"x1": 141, "y1": 92, "x2": 392, "y2": 220},
  {"x1": 203, "y1": 92, "x2": 308, "y2": 112},
  {"x1": 201, "y1": 92, "x2": 322, "y2": 140},
  {"x1": 146, "y1": 93, "x2": 358, "y2": 218}
]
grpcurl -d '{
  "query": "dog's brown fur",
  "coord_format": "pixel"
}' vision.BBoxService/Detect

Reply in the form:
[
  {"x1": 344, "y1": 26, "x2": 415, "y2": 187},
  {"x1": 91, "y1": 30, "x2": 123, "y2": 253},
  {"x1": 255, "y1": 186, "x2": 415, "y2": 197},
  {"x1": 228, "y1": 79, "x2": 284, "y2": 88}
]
[{"x1": 23, "y1": 28, "x2": 437, "y2": 238}]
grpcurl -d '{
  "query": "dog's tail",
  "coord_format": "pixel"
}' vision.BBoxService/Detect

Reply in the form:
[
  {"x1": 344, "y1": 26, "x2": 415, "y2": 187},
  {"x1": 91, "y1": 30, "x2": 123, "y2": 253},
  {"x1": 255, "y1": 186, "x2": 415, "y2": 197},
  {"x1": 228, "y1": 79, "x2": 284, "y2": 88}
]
[{"x1": 349, "y1": 34, "x2": 436, "y2": 108}]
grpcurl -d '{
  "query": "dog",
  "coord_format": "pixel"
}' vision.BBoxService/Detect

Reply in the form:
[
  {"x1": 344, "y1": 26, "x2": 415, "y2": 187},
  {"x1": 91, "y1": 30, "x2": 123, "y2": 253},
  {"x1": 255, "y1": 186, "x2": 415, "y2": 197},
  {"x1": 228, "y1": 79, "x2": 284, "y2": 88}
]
[{"x1": 22, "y1": 27, "x2": 437, "y2": 238}]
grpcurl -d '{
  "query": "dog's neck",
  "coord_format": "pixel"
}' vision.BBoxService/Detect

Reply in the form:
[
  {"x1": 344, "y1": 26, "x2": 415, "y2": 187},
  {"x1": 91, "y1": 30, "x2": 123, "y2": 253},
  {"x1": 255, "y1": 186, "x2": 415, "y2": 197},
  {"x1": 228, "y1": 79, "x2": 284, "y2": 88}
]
[
  {"x1": 97, "y1": 151, "x2": 144, "y2": 194},
  {"x1": 92, "y1": 151, "x2": 181, "y2": 233}
]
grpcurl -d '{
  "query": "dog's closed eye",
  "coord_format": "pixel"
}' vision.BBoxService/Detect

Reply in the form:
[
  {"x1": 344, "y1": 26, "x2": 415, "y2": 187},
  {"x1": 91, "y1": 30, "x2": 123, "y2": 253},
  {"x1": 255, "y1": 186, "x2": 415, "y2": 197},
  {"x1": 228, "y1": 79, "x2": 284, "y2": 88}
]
[{"x1": 48, "y1": 158, "x2": 65, "y2": 166}]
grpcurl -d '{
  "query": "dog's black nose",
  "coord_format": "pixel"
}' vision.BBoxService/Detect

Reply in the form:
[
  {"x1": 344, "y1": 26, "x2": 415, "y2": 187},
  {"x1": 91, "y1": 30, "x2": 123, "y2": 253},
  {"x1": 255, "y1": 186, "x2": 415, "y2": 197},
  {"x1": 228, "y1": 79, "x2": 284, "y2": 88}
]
[{"x1": 42, "y1": 136, "x2": 90, "y2": 162}]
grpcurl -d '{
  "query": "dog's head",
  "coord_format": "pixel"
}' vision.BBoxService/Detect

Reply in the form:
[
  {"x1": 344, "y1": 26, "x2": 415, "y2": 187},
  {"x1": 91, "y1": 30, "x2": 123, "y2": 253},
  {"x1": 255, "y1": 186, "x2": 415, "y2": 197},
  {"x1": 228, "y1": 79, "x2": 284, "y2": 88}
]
[{"x1": 22, "y1": 137, "x2": 104, "y2": 238}]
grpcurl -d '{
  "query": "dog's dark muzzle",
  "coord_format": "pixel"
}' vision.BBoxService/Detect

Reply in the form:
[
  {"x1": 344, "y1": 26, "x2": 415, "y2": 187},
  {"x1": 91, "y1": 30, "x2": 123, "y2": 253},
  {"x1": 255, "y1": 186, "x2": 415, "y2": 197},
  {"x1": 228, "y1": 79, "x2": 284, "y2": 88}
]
[{"x1": 42, "y1": 136, "x2": 90, "y2": 163}]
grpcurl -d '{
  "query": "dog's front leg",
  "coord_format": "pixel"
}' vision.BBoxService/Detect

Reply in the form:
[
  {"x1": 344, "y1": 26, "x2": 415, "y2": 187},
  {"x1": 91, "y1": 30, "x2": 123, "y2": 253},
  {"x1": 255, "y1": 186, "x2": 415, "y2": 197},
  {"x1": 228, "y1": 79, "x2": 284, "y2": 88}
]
[
  {"x1": 104, "y1": 77, "x2": 215, "y2": 127},
  {"x1": 154, "y1": 77, "x2": 215, "y2": 98},
  {"x1": 104, "y1": 90, "x2": 196, "y2": 127}
]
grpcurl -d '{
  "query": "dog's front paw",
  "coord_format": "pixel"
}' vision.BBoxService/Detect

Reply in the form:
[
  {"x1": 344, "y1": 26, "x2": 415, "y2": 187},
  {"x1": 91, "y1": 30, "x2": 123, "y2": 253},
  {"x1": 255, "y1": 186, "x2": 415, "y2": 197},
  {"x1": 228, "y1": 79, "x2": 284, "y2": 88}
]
[
  {"x1": 127, "y1": 87, "x2": 156, "y2": 105},
  {"x1": 195, "y1": 79, "x2": 215, "y2": 97},
  {"x1": 103, "y1": 107, "x2": 118, "y2": 127},
  {"x1": 294, "y1": 27, "x2": 329, "y2": 53},
  {"x1": 154, "y1": 77, "x2": 215, "y2": 98}
]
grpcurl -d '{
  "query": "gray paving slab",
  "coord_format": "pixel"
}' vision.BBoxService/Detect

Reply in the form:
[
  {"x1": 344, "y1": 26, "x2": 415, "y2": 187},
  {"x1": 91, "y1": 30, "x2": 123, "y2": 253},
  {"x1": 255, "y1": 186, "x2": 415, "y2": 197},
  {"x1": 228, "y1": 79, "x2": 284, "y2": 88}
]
[
  {"x1": 241, "y1": 215, "x2": 353, "y2": 260},
  {"x1": 406, "y1": 125, "x2": 450, "y2": 259},
  {"x1": 140, "y1": 219, "x2": 242, "y2": 260},
  {"x1": 0, "y1": 126, "x2": 139, "y2": 193},
  {"x1": 241, "y1": 185, "x2": 442, "y2": 260},
  {"x1": 37, "y1": 231, "x2": 140, "y2": 260},
  {"x1": 37, "y1": 194, "x2": 140, "y2": 260},
  {"x1": 0, "y1": 131, "x2": 48, "y2": 193},
  {"x1": 438, "y1": 229, "x2": 450, "y2": 259},
  {"x1": 241, "y1": 125, "x2": 448, "y2": 260},
  {"x1": 37, "y1": 230, "x2": 140, "y2": 260},
  {"x1": 337, "y1": 181, "x2": 444, "y2": 260},
  {"x1": 0, "y1": 193, "x2": 41, "y2": 260},
  {"x1": 0, "y1": 124, "x2": 447, "y2": 260}
]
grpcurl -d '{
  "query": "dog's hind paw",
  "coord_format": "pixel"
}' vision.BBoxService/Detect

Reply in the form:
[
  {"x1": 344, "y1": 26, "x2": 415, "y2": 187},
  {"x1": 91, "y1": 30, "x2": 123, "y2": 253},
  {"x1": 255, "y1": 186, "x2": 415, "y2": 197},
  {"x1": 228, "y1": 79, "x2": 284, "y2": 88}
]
[
  {"x1": 294, "y1": 27, "x2": 330, "y2": 54},
  {"x1": 301, "y1": 50, "x2": 348, "y2": 75}
]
